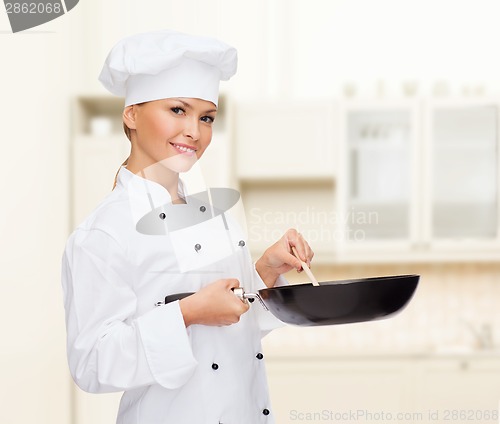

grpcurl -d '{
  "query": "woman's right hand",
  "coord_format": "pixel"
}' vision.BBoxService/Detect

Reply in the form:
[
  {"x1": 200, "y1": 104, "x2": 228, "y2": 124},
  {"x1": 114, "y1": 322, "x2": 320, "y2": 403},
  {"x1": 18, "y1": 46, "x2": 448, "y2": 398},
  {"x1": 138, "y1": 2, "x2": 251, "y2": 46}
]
[{"x1": 179, "y1": 279, "x2": 250, "y2": 327}]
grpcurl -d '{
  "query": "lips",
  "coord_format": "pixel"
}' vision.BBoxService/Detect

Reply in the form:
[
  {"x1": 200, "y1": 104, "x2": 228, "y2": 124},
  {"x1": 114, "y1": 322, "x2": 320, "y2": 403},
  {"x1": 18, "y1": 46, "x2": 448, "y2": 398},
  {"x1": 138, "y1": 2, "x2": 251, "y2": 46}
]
[{"x1": 169, "y1": 142, "x2": 197, "y2": 155}]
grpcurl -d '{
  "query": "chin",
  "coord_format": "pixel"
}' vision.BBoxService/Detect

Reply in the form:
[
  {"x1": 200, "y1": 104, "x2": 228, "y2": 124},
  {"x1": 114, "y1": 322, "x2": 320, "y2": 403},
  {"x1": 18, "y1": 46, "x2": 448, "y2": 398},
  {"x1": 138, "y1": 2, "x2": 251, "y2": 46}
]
[{"x1": 159, "y1": 155, "x2": 198, "y2": 173}]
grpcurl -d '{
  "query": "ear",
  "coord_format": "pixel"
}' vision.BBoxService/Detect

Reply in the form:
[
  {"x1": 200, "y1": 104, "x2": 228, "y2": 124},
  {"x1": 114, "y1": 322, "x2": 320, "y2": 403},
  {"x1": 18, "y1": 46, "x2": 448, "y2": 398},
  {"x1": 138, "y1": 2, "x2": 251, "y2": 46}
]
[{"x1": 123, "y1": 105, "x2": 137, "y2": 130}]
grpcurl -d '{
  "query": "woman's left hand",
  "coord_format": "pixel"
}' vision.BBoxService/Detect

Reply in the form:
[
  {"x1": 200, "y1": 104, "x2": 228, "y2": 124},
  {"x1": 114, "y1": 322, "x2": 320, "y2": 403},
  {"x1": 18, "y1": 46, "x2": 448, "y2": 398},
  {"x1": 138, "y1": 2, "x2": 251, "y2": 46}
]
[{"x1": 255, "y1": 228, "x2": 314, "y2": 288}]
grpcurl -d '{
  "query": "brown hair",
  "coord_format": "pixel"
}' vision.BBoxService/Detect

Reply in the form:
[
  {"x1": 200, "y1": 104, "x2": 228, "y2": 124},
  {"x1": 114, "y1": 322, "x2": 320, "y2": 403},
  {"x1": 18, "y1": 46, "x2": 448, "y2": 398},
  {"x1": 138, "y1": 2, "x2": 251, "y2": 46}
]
[
  {"x1": 123, "y1": 121, "x2": 132, "y2": 142},
  {"x1": 112, "y1": 121, "x2": 132, "y2": 190},
  {"x1": 113, "y1": 102, "x2": 149, "y2": 189}
]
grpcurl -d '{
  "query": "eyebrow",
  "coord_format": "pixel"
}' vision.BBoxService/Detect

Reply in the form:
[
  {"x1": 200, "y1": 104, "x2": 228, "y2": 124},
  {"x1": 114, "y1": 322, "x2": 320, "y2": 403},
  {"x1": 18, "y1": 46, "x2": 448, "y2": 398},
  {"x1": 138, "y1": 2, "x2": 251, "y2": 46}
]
[{"x1": 177, "y1": 99, "x2": 217, "y2": 114}]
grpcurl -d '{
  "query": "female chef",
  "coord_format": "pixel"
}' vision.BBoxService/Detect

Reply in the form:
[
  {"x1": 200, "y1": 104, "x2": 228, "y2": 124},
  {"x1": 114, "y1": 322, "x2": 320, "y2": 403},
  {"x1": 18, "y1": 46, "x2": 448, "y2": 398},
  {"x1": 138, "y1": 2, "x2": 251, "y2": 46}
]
[{"x1": 61, "y1": 30, "x2": 313, "y2": 424}]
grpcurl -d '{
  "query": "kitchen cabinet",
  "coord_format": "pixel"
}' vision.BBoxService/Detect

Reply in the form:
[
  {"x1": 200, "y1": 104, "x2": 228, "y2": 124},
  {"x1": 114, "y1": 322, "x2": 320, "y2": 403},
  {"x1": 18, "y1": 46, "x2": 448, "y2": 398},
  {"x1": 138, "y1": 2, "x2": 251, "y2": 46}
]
[
  {"x1": 266, "y1": 357, "x2": 411, "y2": 423},
  {"x1": 71, "y1": 96, "x2": 129, "y2": 227},
  {"x1": 234, "y1": 100, "x2": 336, "y2": 179},
  {"x1": 233, "y1": 100, "x2": 337, "y2": 262},
  {"x1": 338, "y1": 101, "x2": 419, "y2": 244},
  {"x1": 240, "y1": 179, "x2": 336, "y2": 262},
  {"x1": 337, "y1": 98, "x2": 500, "y2": 262},
  {"x1": 266, "y1": 355, "x2": 500, "y2": 424},
  {"x1": 72, "y1": 133, "x2": 129, "y2": 225},
  {"x1": 414, "y1": 357, "x2": 500, "y2": 424},
  {"x1": 423, "y1": 100, "x2": 500, "y2": 248}
]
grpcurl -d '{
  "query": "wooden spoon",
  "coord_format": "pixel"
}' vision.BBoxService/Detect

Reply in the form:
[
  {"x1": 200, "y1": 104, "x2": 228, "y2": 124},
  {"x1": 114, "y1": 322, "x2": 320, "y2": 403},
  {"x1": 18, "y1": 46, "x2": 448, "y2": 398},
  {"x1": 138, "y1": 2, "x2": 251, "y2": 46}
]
[{"x1": 291, "y1": 246, "x2": 320, "y2": 286}]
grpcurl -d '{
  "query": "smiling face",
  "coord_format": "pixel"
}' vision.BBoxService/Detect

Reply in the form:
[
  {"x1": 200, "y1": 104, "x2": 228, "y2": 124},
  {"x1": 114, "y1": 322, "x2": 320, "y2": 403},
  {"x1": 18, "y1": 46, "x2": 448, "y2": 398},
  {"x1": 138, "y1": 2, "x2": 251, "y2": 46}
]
[{"x1": 123, "y1": 97, "x2": 217, "y2": 174}]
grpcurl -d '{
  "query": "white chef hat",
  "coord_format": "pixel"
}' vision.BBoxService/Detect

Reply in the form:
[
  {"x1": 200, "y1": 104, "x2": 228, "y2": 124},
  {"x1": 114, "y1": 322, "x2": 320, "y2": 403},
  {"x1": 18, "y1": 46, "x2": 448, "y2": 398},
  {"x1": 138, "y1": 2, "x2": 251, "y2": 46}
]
[{"x1": 98, "y1": 30, "x2": 237, "y2": 107}]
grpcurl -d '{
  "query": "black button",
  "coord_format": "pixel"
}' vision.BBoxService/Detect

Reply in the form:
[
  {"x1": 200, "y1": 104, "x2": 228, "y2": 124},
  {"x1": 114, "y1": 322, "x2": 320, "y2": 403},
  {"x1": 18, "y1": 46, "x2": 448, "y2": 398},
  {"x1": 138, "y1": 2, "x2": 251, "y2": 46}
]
[
  {"x1": 200, "y1": 206, "x2": 206, "y2": 212},
  {"x1": 159, "y1": 213, "x2": 166, "y2": 220},
  {"x1": 238, "y1": 240, "x2": 245, "y2": 247},
  {"x1": 194, "y1": 243, "x2": 201, "y2": 252},
  {"x1": 212, "y1": 363, "x2": 219, "y2": 370},
  {"x1": 263, "y1": 409, "x2": 270, "y2": 416},
  {"x1": 256, "y1": 353, "x2": 264, "y2": 360}
]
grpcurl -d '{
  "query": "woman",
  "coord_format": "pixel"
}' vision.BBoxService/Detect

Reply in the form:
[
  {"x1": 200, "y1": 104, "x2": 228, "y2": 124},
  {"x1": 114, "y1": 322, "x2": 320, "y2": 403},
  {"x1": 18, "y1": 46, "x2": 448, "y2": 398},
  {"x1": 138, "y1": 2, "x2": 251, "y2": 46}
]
[{"x1": 61, "y1": 30, "x2": 313, "y2": 423}]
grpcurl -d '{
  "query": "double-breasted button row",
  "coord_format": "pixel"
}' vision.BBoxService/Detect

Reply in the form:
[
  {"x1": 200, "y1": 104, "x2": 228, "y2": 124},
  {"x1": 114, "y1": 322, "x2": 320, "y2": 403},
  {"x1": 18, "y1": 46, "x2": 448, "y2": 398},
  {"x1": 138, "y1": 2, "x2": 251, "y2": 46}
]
[
  {"x1": 158, "y1": 206, "x2": 206, "y2": 220},
  {"x1": 155, "y1": 204, "x2": 209, "y2": 222},
  {"x1": 193, "y1": 240, "x2": 246, "y2": 252},
  {"x1": 211, "y1": 359, "x2": 269, "y2": 418},
  {"x1": 211, "y1": 352, "x2": 262, "y2": 371}
]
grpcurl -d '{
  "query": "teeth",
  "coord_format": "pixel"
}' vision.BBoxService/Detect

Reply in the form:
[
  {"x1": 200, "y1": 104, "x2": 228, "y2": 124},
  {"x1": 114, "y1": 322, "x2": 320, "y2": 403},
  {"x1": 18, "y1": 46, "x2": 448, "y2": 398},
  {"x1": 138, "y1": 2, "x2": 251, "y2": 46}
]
[{"x1": 172, "y1": 143, "x2": 195, "y2": 153}]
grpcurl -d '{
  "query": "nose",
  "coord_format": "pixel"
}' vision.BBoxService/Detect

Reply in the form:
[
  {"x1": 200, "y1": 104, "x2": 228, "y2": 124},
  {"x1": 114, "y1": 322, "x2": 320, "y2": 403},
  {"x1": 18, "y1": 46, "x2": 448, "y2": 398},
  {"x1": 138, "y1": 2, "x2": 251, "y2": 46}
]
[{"x1": 183, "y1": 117, "x2": 200, "y2": 141}]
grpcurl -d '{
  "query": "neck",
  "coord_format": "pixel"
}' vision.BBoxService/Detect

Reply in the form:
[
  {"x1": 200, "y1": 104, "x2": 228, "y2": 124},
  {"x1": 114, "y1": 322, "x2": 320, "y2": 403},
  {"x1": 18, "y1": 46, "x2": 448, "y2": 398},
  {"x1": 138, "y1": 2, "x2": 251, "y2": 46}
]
[{"x1": 126, "y1": 158, "x2": 183, "y2": 202}]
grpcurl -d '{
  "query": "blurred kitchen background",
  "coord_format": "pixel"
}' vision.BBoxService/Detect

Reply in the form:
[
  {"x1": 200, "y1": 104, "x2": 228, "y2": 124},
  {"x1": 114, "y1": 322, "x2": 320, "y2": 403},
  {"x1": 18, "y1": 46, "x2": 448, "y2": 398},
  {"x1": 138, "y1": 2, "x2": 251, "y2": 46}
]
[{"x1": 2, "y1": 0, "x2": 500, "y2": 423}]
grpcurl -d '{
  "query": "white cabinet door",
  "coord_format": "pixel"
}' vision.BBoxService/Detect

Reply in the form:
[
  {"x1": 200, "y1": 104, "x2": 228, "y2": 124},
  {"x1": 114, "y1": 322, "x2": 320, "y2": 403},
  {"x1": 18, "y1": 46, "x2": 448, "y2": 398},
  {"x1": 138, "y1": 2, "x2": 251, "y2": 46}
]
[
  {"x1": 337, "y1": 99, "x2": 500, "y2": 261},
  {"x1": 414, "y1": 358, "x2": 500, "y2": 424},
  {"x1": 235, "y1": 100, "x2": 335, "y2": 179},
  {"x1": 241, "y1": 181, "x2": 336, "y2": 261},
  {"x1": 338, "y1": 100, "x2": 420, "y2": 250},
  {"x1": 424, "y1": 100, "x2": 500, "y2": 247},
  {"x1": 266, "y1": 356, "x2": 500, "y2": 424},
  {"x1": 266, "y1": 358, "x2": 411, "y2": 424}
]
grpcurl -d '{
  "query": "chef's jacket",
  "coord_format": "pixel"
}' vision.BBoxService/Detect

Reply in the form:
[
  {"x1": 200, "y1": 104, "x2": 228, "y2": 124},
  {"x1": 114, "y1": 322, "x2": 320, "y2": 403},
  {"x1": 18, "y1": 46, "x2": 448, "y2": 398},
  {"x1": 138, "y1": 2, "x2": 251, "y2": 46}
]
[{"x1": 61, "y1": 165, "x2": 286, "y2": 424}]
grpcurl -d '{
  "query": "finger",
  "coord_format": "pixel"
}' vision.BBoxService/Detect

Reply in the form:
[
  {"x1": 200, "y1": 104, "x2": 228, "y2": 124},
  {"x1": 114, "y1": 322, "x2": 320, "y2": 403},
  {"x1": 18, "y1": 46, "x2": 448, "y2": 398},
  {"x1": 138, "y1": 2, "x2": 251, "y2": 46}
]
[
  {"x1": 294, "y1": 235, "x2": 314, "y2": 266},
  {"x1": 303, "y1": 244, "x2": 314, "y2": 266},
  {"x1": 291, "y1": 241, "x2": 308, "y2": 264},
  {"x1": 225, "y1": 278, "x2": 241, "y2": 289},
  {"x1": 231, "y1": 293, "x2": 248, "y2": 308},
  {"x1": 285, "y1": 228, "x2": 303, "y2": 250},
  {"x1": 229, "y1": 295, "x2": 249, "y2": 314},
  {"x1": 287, "y1": 249, "x2": 304, "y2": 271},
  {"x1": 286, "y1": 228, "x2": 301, "y2": 239}
]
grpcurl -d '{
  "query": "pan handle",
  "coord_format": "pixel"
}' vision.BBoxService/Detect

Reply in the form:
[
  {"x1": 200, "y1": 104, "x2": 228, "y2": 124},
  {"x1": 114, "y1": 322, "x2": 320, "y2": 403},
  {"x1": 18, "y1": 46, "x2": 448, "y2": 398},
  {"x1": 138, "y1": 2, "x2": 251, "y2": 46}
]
[
  {"x1": 233, "y1": 288, "x2": 269, "y2": 311},
  {"x1": 163, "y1": 292, "x2": 194, "y2": 304},
  {"x1": 159, "y1": 288, "x2": 269, "y2": 311}
]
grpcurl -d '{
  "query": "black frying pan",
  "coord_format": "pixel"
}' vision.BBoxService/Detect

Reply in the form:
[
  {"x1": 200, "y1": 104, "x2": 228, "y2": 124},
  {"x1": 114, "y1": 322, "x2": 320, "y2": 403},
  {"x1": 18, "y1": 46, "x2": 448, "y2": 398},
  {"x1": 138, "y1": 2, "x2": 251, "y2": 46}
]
[{"x1": 163, "y1": 274, "x2": 419, "y2": 326}]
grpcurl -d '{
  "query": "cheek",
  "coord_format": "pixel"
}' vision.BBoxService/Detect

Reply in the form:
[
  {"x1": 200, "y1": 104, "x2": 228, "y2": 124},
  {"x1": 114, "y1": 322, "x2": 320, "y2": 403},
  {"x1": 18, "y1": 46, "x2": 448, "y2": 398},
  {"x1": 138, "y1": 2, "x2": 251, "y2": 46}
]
[
  {"x1": 139, "y1": 111, "x2": 173, "y2": 139},
  {"x1": 197, "y1": 130, "x2": 213, "y2": 155},
  {"x1": 148, "y1": 118, "x2": 170, "y2": 138}
]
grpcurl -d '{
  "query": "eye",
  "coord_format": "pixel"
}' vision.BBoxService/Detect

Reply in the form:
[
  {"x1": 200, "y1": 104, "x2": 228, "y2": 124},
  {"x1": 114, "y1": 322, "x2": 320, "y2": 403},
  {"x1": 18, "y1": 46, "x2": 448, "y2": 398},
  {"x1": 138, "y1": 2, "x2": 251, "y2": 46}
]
[
  {"x1": 201, "y1": 115, "x2": 215, "y2": 124},
  {"x1": 171, "y1": 107, "x2": 185, "y2": 115}
]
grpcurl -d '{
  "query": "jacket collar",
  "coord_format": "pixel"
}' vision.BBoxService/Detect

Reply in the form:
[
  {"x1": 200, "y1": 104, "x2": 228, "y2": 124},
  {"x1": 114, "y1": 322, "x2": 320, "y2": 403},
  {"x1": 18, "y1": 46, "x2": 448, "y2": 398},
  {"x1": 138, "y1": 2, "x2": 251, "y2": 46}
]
[{"x1": 116, "y1": 165, "x2": 187, "y2": 226}]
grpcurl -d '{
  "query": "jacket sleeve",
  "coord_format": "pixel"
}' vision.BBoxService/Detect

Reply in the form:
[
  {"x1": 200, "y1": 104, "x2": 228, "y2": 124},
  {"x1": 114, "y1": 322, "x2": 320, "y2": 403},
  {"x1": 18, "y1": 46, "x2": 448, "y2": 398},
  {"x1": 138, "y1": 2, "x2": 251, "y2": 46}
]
[
  {"x1": 61, "y1": 228, "x2": 198, "y2": 394},
  {"x1": 250, "y1": 263, "x2": 288, "y2": 336}
]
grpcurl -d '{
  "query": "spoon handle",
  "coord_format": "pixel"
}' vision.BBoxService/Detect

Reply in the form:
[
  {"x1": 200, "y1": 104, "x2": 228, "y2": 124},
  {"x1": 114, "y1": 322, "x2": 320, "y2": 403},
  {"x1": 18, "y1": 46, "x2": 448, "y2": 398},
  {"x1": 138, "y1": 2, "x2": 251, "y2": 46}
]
[{"x1": 291, "y1": 246, "x2": 320, "y2": 286}]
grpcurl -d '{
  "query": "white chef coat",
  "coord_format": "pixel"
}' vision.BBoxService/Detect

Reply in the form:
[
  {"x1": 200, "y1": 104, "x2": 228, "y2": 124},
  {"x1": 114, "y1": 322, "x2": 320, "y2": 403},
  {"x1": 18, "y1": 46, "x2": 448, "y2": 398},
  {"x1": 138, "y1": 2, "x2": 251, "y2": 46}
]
[{"x1": 61, "y1": 166, "x2": 286, "y2": 424}]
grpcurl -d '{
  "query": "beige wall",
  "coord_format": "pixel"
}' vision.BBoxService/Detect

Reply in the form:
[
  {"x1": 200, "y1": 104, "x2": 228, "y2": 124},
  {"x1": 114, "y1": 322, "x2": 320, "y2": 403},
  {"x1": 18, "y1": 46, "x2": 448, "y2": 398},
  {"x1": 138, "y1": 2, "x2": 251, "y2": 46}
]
[{"x1": 0, "y1": 14, "x2": 72, "y2": 424}]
